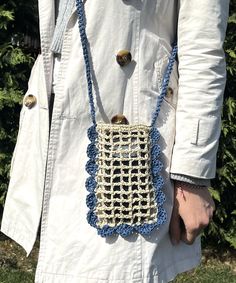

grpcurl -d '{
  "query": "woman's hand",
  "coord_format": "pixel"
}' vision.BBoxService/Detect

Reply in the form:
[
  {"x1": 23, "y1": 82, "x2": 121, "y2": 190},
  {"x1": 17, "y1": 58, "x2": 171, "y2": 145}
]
[{"x1": 169, "y1": 181, "x2": 215, "y2": 245}]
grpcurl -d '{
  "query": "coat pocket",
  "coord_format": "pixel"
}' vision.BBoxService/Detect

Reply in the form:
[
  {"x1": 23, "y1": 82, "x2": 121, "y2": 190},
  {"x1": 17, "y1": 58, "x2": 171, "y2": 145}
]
[{"x1": 9, "y1": 55, "x2": 43, "y2": 177}]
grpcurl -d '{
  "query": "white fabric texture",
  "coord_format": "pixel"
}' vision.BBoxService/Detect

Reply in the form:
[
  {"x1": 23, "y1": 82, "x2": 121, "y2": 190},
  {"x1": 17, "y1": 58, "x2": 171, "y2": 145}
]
[
  {"x1": 50, "y1": 0, "x2": 75, "y2": 54},
  {"x1": 170, "y1": 173, "x2": 211, "y2": 187},
  {"x1": 52, "y1": 54, "x2": 61, "y2": 93},
  {"x1": 1, "y1": 0, "x2": 229, "y2": 282}
]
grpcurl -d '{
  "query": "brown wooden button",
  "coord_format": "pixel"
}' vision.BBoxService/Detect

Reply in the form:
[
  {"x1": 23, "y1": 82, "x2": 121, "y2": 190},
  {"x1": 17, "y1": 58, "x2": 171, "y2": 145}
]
[
  {"x1": 111, "y1": 114, "x2": 129, "y2": 125},
  {"x1": 166, "y1": 87, "x2": 174, "y2": 98},
  {"x1": 24, "y1": 94, "x2": 37, "y2": 109},
  {"x1": 116, "y1": 50, "x2": 132, "y2": 67}
]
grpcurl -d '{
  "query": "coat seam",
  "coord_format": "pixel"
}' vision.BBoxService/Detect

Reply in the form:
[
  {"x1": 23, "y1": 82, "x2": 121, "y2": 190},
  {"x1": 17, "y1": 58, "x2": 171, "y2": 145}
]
[
  {"x1": 132, "y1": 6, "x2": 141, "y2": 125},
  {"x1": 36, "y1": 21, "x2": 74, "y2": 275}
]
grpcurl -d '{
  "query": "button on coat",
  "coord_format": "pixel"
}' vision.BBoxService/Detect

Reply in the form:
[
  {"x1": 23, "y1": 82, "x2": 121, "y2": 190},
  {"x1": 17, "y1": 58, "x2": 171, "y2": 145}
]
[
  {"x1": 116, "y1": 50, "x2": 132, "y2": 67},
  {"x1": 111, "y1": 114, "x2": 129, "y2": 124},
  {"x1": 24, "y1": 94, "x2": 37, "y2": 109}
]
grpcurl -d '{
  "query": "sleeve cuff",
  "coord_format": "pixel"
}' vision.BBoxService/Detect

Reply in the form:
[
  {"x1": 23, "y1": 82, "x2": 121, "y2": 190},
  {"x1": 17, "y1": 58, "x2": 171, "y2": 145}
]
[{"x1": 170, "y1": 173, "x2": 211, "y2": 187}]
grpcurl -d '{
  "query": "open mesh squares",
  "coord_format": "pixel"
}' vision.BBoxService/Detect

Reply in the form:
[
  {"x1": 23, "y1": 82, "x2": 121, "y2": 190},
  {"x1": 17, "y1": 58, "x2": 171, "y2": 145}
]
[{"x1": 95, "y1": 124, "x2": 158, "y2": 228}]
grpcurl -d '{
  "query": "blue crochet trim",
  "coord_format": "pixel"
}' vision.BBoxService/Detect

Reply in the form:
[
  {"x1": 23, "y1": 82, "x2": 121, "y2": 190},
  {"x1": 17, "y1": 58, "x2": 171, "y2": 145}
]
[{"x1": 85, "y1": 125, "x2": 167, "y2": 238}]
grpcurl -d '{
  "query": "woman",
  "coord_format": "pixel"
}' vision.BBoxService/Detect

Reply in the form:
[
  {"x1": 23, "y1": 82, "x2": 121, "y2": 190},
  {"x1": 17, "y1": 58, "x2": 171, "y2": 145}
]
[{"x1": 1, "y1": 0, "x2": 229, "y2": 282}]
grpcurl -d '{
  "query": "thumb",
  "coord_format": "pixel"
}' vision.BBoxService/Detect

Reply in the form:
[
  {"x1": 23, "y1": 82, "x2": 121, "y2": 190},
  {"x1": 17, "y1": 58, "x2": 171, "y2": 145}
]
[
  {"x1": 169, "y1": 200, "x2": 181, "y2": 246},
  {"x1": 181, "y1": 227, "x2": 198, "y2": 245}
]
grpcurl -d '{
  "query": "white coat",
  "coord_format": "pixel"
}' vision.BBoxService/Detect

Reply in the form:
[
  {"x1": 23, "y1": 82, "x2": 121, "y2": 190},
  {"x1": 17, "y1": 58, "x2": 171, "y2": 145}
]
[{"x1": 1, "y1": 0, "x2": 229, "y2": 282}]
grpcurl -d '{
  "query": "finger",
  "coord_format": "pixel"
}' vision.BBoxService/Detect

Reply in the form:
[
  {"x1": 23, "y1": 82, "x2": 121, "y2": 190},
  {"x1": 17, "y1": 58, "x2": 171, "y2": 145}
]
[{"x1": 169, "y1": 204, "x2": 181, "y2": 246}]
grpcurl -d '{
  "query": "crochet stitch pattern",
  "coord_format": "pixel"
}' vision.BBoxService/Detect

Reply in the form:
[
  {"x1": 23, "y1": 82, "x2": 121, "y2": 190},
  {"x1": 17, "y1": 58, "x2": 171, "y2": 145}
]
[
  {"x1": 86, "y1": 124, "x2": 166, "y2": 237},
  {"x1": 95, "y1": 124, "x2": 157, "y2": 228},
  {"x1": 76, "y1": 0, "x2": 177, "y2": 237}
]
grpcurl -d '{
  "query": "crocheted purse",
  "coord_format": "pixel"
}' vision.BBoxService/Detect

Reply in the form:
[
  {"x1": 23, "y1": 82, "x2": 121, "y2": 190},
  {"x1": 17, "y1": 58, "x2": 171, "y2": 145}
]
[{"x1": 76, "y1": 0, "x2": 178, "y2": 237}]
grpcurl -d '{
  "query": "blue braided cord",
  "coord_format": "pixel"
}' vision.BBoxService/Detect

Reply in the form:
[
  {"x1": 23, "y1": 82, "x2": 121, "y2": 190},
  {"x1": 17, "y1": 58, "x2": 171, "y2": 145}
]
[
  {"x1": 151, "y1": 44, "x2": 178, "y2": 128},
  {"x1": 76, "y1": 0, "x2": 96, "y2": 125}
]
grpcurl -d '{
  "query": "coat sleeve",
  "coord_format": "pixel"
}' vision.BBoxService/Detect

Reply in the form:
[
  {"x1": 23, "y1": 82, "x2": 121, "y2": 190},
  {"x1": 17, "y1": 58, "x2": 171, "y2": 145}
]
[{"x1": 170, "y1": 0, "x2": 229, "y2": 179}]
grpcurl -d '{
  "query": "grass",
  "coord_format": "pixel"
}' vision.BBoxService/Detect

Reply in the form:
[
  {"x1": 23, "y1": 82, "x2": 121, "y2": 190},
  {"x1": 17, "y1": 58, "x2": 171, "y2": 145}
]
[
  {"x1": 0, "y1": 270, "x2": 34, "y2": 283},
  {"x1": 0, "y1": 260, "x2": 235, "y2": 283},
  {"x1": 0, "y1": 234, "x2": 236, "y2": 283},
  {"x1": 172, "y1": 259, "x2": 236, "y2": 283}
]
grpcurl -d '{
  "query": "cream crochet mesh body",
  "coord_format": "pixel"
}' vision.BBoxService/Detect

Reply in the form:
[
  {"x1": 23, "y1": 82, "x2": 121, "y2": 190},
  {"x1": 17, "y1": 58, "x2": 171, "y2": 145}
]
[{"x1": 95, "y1": 123, "x2": 158, "y2": 228}]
